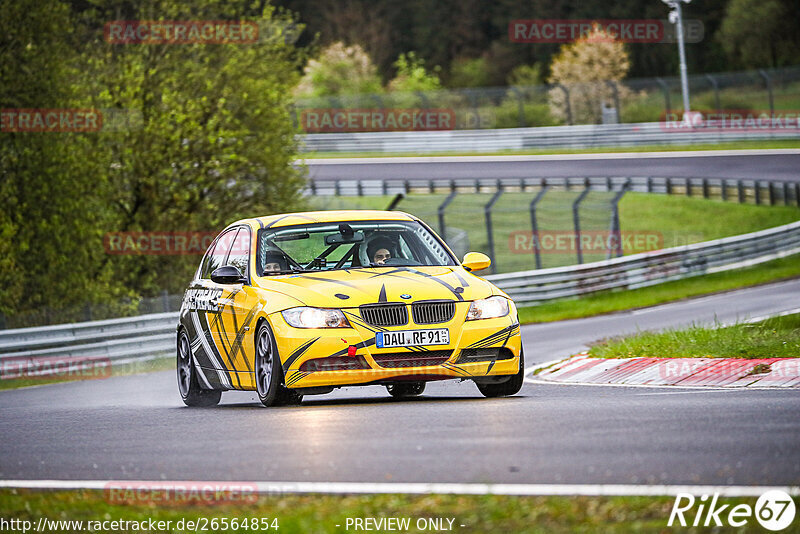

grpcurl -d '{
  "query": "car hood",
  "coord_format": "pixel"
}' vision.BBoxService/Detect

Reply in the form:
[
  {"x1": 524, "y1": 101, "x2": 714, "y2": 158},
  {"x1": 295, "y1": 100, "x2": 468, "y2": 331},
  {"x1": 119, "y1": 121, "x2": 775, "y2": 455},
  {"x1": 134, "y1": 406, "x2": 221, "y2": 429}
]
[{"x1": 256, "y1": 265, "x2": 497, "y2": 308}]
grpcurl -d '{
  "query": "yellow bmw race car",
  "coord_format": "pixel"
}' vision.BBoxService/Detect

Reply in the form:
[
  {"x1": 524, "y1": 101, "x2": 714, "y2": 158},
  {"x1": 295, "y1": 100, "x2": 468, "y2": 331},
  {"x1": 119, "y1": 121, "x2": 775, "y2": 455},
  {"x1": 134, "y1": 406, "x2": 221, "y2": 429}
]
[{"x1": 177, "y1": 210, "x2": 524, "y2": 407}]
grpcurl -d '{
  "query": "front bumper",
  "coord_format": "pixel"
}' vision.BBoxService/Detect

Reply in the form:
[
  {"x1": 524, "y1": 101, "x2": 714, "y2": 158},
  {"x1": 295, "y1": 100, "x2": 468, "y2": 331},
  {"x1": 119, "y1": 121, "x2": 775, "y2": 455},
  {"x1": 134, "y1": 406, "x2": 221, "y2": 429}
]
[{"x1": 269, "y1": 304, "x2": 522, "y2": 389}]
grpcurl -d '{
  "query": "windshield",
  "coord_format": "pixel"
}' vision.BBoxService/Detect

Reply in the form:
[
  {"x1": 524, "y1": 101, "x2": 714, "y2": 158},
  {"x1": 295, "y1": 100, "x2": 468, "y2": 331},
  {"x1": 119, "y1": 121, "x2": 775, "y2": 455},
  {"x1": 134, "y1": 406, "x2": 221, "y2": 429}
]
[{"x1": 256, "y1": 220, "x2": 456, "y2": 275}]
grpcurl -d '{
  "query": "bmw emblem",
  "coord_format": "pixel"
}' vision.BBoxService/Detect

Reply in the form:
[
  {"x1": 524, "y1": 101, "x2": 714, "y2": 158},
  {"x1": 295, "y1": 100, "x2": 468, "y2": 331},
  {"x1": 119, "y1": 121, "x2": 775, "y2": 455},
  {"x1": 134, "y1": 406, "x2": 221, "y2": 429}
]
[{"x1": 400, "y1": 294, "x2": 412, "y2": 300}]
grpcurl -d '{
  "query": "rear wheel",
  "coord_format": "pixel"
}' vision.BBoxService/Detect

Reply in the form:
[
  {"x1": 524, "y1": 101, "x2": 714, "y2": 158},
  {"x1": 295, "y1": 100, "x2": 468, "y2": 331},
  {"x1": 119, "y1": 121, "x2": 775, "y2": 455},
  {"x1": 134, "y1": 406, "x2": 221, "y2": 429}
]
[
  {"x1": 476, "y1": 348, "x2": 524, "y2": 398},
  {"x1": 177, "y1": 330, "x2": 221, "y2": 407},
  {"x1": 386, "y1": 382, "x2": 426, "y2": 398}
]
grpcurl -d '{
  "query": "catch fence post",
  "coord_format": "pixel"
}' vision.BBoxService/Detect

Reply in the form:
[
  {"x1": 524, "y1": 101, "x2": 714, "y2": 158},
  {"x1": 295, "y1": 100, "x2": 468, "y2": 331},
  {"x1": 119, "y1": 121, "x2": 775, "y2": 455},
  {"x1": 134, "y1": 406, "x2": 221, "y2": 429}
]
[
  {"x1": 438, "y1": 191, "x2": 458, "y2": 242},
  {"x1": 529, "y1": 182, "x2": 550, "y2": 270},
  {"x1": 608, "y1": 180, "x2": 631, "y2": 259},
  {"x1": 573, "y1": 180, "x2": 591, "y2": 265},
  {"x1": 484, "y1": 188, "x2": 504, "y2": 274}
]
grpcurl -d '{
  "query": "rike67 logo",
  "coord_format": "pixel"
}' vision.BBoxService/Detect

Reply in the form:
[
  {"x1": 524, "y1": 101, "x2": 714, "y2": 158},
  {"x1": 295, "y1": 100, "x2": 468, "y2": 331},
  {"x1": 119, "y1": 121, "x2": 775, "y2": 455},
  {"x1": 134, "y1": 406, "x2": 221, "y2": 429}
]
[{"x1": 669, "y1": 491, "x2": 796, "y2": 531}]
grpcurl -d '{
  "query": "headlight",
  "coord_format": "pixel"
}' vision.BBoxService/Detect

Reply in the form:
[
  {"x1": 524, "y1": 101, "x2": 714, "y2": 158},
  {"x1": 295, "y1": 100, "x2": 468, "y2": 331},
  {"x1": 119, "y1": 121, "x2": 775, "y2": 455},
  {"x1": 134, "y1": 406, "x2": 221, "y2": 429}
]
[
  {"x1": 466, "y1": 296, "x2": 509, "y2": 321},
  {"x1": 282, "y1": 307, "x2": 350, "y2": 328}
]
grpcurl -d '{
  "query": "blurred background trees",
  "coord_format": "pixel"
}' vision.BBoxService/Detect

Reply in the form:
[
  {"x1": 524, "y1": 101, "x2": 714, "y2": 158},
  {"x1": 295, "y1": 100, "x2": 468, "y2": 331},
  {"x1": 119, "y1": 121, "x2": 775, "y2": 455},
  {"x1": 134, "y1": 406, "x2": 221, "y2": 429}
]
[
  {"x1": 0, "y1": 0, "x2": 306, "y2": 319},
  {"x1": 2, "y1": 0, "x2": 799, "y2": 322}
]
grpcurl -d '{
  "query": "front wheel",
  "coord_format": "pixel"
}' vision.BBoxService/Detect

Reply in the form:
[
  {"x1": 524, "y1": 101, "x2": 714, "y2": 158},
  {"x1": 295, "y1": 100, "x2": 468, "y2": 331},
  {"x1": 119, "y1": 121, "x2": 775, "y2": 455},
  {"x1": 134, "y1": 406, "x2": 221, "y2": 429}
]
[
  {"x1": 386, "y1": 382, "x2": 426, "y2": 398},
  {"x1": 177, "y1": 330, "x2": 221, "y2": 407},
  {"x1": 255, "y1": 322, "x2": 282, "y2": 407},
  {"x1": 476, "y1": 348, "x2": 524, "y2": 398}
]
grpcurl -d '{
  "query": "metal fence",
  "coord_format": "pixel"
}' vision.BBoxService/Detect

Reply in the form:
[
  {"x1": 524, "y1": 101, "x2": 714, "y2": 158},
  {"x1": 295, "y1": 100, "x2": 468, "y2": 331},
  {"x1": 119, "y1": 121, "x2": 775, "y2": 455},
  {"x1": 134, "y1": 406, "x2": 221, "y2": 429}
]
[
  {"x1": 309, "y1": 176, "x2": 800, "y2": 274},
  {"x1": 295, "y1": 65, "x2": 800, "y2": 133},
  {"x1": 3, "y1": 176, "x2": 798, "y2": 332},
  {"x1": 3, "y1": 219, "x2": 798, "y2": 376}
]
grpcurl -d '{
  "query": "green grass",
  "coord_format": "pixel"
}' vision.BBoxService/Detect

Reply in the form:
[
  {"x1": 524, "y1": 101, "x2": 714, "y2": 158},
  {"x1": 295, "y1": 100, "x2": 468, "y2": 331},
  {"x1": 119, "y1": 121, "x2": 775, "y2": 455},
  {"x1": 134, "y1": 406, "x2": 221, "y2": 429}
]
[
  {"x1": 588, "y1": 313, "x2": 800, "y2": 360},
  {"x1": 299, "y1": 139, "x2": 800, "y2": 158},
  {"x1": 2, "y1": 489, "x2": 791, "y2": 533},
  {"x1": 518, "y1": 253, "x2": 800, "y2": 324},
  {"x1": 0, "y1": 357, "x2": 172, "y2": 391}
]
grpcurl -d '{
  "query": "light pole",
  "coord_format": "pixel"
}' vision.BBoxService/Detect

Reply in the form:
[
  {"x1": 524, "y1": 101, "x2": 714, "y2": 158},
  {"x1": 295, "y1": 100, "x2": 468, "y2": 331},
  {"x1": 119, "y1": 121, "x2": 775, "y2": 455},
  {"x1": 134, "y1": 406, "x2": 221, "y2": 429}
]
[{"x1": 662, "y1": 0, "x2": 692, "y2": 122}]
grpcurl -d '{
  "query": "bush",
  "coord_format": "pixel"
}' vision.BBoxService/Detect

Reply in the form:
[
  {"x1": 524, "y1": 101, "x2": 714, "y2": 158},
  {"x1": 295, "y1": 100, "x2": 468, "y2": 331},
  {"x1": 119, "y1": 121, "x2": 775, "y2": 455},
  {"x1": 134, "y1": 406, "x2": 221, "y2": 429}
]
[{"x1": 295, "y1": 42, "x2": 383, "y2": 98}]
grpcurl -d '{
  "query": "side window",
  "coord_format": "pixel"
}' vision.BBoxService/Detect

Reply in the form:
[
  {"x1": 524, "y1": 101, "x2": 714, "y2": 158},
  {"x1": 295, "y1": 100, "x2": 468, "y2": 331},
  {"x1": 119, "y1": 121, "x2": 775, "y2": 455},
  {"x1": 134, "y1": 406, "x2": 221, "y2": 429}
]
[
  {"x1": 228, "y1": 227, "x2": 251, "y2": 277},
  {"x1": 200, "y1": 229, "x2": 237, "y2": 279}
]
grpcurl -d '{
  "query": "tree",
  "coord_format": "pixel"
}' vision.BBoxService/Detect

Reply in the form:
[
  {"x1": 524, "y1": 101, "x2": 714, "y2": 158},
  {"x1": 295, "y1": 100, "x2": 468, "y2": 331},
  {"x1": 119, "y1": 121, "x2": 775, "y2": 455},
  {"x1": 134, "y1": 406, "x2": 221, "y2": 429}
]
[
  {"x1": 717, "y1": 0, "x2": 796, "y2": 68},
  {"x1": 448, "y1": 57, "x2": 491, "y2": 88},
  {"x1": 295, "y1": 42, "x2": 383, "y2": 97},
  {"x1": 0, "y1": 0, "x2": 124, "y2": 319},
  {"x1": 547, "y1": 27, "x2": 630, "y2": 124},
  {"x1": 387, "y1": 52, "x2": 442, "y2": 93},
  {"x1": 0, "y1": 0, "x2": 309, "y2": 322},
  {"x1": 84, "y1": 0, "x2": 308, "y2": 296}
]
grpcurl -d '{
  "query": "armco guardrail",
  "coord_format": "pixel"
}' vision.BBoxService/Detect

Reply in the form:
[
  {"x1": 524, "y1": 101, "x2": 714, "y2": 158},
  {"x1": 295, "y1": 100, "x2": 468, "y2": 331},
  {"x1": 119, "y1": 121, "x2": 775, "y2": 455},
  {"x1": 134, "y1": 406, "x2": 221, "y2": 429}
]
[
  {"x1": 485, "y1": 220, "x2": 800, "y2": 304},
  {"x1": 301, "y1": 122, "x2": 800, "y2": 153},
  {"x1": 2, "y1": 221, "x2": 799, "y2": 375},
  {"x1": 0, "y1": 313, "x2": 178, "y2": 378}
]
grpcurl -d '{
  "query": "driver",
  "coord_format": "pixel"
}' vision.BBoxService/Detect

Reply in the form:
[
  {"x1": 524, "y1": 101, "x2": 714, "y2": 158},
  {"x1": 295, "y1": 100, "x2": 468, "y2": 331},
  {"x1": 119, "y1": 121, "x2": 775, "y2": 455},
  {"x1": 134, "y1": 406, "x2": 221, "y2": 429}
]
[
  {"x1": 367, "y1": 237, "x2": 393, "y2": 265},
  {"x1": 263, "y1": 252, "x2": 289, "y2": 274}
]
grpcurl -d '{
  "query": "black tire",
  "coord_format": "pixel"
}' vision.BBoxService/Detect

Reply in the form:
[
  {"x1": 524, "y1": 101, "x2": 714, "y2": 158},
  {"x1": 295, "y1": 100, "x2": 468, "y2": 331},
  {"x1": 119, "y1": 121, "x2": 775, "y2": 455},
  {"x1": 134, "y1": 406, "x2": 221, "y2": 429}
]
[
  {"x1": 177, "y1": 329, "x2": 221, "y2": 407},
  {"x1": 275, "y1": 386, "x2": 304, "y2": 406},
  {"x1": 476, "y1": 348, "x2": 525, "y2": 398},
  {"x1": 255, "y1": 321, "x2": 282, "y2": 407},
  {"x1": 386, "y1": 382, "x2": 426, "y2": 398}
]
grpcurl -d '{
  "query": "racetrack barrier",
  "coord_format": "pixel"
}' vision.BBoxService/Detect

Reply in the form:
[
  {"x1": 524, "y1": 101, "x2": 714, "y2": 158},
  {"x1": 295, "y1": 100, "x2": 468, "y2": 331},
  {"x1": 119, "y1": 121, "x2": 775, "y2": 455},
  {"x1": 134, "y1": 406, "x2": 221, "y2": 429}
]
[
  {"x1": 300, "y1": 121, "x2": 800, "y2": 154},
  {"x1": 486, "y1": 220, "x2": 800, "y2": 304}
]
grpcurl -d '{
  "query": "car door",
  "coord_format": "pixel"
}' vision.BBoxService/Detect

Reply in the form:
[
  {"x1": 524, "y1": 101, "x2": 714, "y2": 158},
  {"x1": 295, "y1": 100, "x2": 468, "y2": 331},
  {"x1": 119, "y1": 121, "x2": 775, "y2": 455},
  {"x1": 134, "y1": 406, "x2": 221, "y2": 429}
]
[
  {"x1": 185, "y1": 228, "x2": 237, "y2": 389},
  {"x1": 207, "y1": 226, "x2": 262, "y2": 389}
]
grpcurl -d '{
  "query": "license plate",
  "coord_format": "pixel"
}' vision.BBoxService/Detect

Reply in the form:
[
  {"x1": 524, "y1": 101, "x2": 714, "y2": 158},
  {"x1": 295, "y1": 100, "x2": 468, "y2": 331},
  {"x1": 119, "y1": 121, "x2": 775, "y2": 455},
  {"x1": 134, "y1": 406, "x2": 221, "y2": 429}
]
[{"x1": 376, "y1": 329, "x2": 450, "y2": 348}]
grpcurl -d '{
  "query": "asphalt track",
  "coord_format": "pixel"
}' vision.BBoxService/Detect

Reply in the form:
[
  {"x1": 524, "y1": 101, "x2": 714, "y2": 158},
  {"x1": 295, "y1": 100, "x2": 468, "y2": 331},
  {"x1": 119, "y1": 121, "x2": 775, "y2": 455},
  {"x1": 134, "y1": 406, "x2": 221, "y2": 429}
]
[
  {"x1": 1, "y1": 279, "x2": 799, "y2": 486},
  {"x1": 302, "y1": 150, "x2": 800, "y2": 182}
]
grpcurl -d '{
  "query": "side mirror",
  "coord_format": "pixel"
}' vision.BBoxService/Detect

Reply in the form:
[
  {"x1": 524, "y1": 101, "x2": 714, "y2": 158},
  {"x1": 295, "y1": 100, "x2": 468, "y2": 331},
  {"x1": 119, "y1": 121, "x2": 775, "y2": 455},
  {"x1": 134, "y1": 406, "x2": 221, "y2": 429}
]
[
  {"x1": 462, "y1": 252, "x2": 491, "y2": 272},
  {"x1": 211, "y1": 265, "x2": 246, "y2": 284}
]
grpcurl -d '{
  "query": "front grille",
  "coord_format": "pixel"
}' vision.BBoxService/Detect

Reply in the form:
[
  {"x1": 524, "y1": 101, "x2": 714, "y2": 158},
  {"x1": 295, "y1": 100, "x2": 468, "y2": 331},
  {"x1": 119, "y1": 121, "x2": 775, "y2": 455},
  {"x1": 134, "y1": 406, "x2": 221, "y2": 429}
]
[
  {"x1": 457, "y1": 348, "x2": 515, "y2": 364},
  {"x1": 372, "y1": 350, "x2": 452, "y2": 368},
  {"x1": 412, "y1": 300, "x2": 455, "y2": 324},
  {"x1": 360, "y1": 303, "x2": 408, "y2": 327},
  {"x1": 299, "y1": 356, "x2": 370, "y2": 372}
]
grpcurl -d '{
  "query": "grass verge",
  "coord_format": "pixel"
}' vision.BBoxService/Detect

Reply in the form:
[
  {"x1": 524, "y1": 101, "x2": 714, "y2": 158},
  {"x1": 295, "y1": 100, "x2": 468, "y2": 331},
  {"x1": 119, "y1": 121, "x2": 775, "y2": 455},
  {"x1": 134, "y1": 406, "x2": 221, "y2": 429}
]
[
  {"x1": 300, "y1": 139, "x2": 800, "y2": 159},
  {"x1": 589, "y1": 313, "x2": 800, "y2": 360},
  {"x1": 517, "y1": 253, "x2": 800, "y2": 324},
  {"x1": 1, "y1": 489, "x2": 787, "y2": 533},
  {"x1": 0, "y1": 357, "x2": 173, "y2": 392}
]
